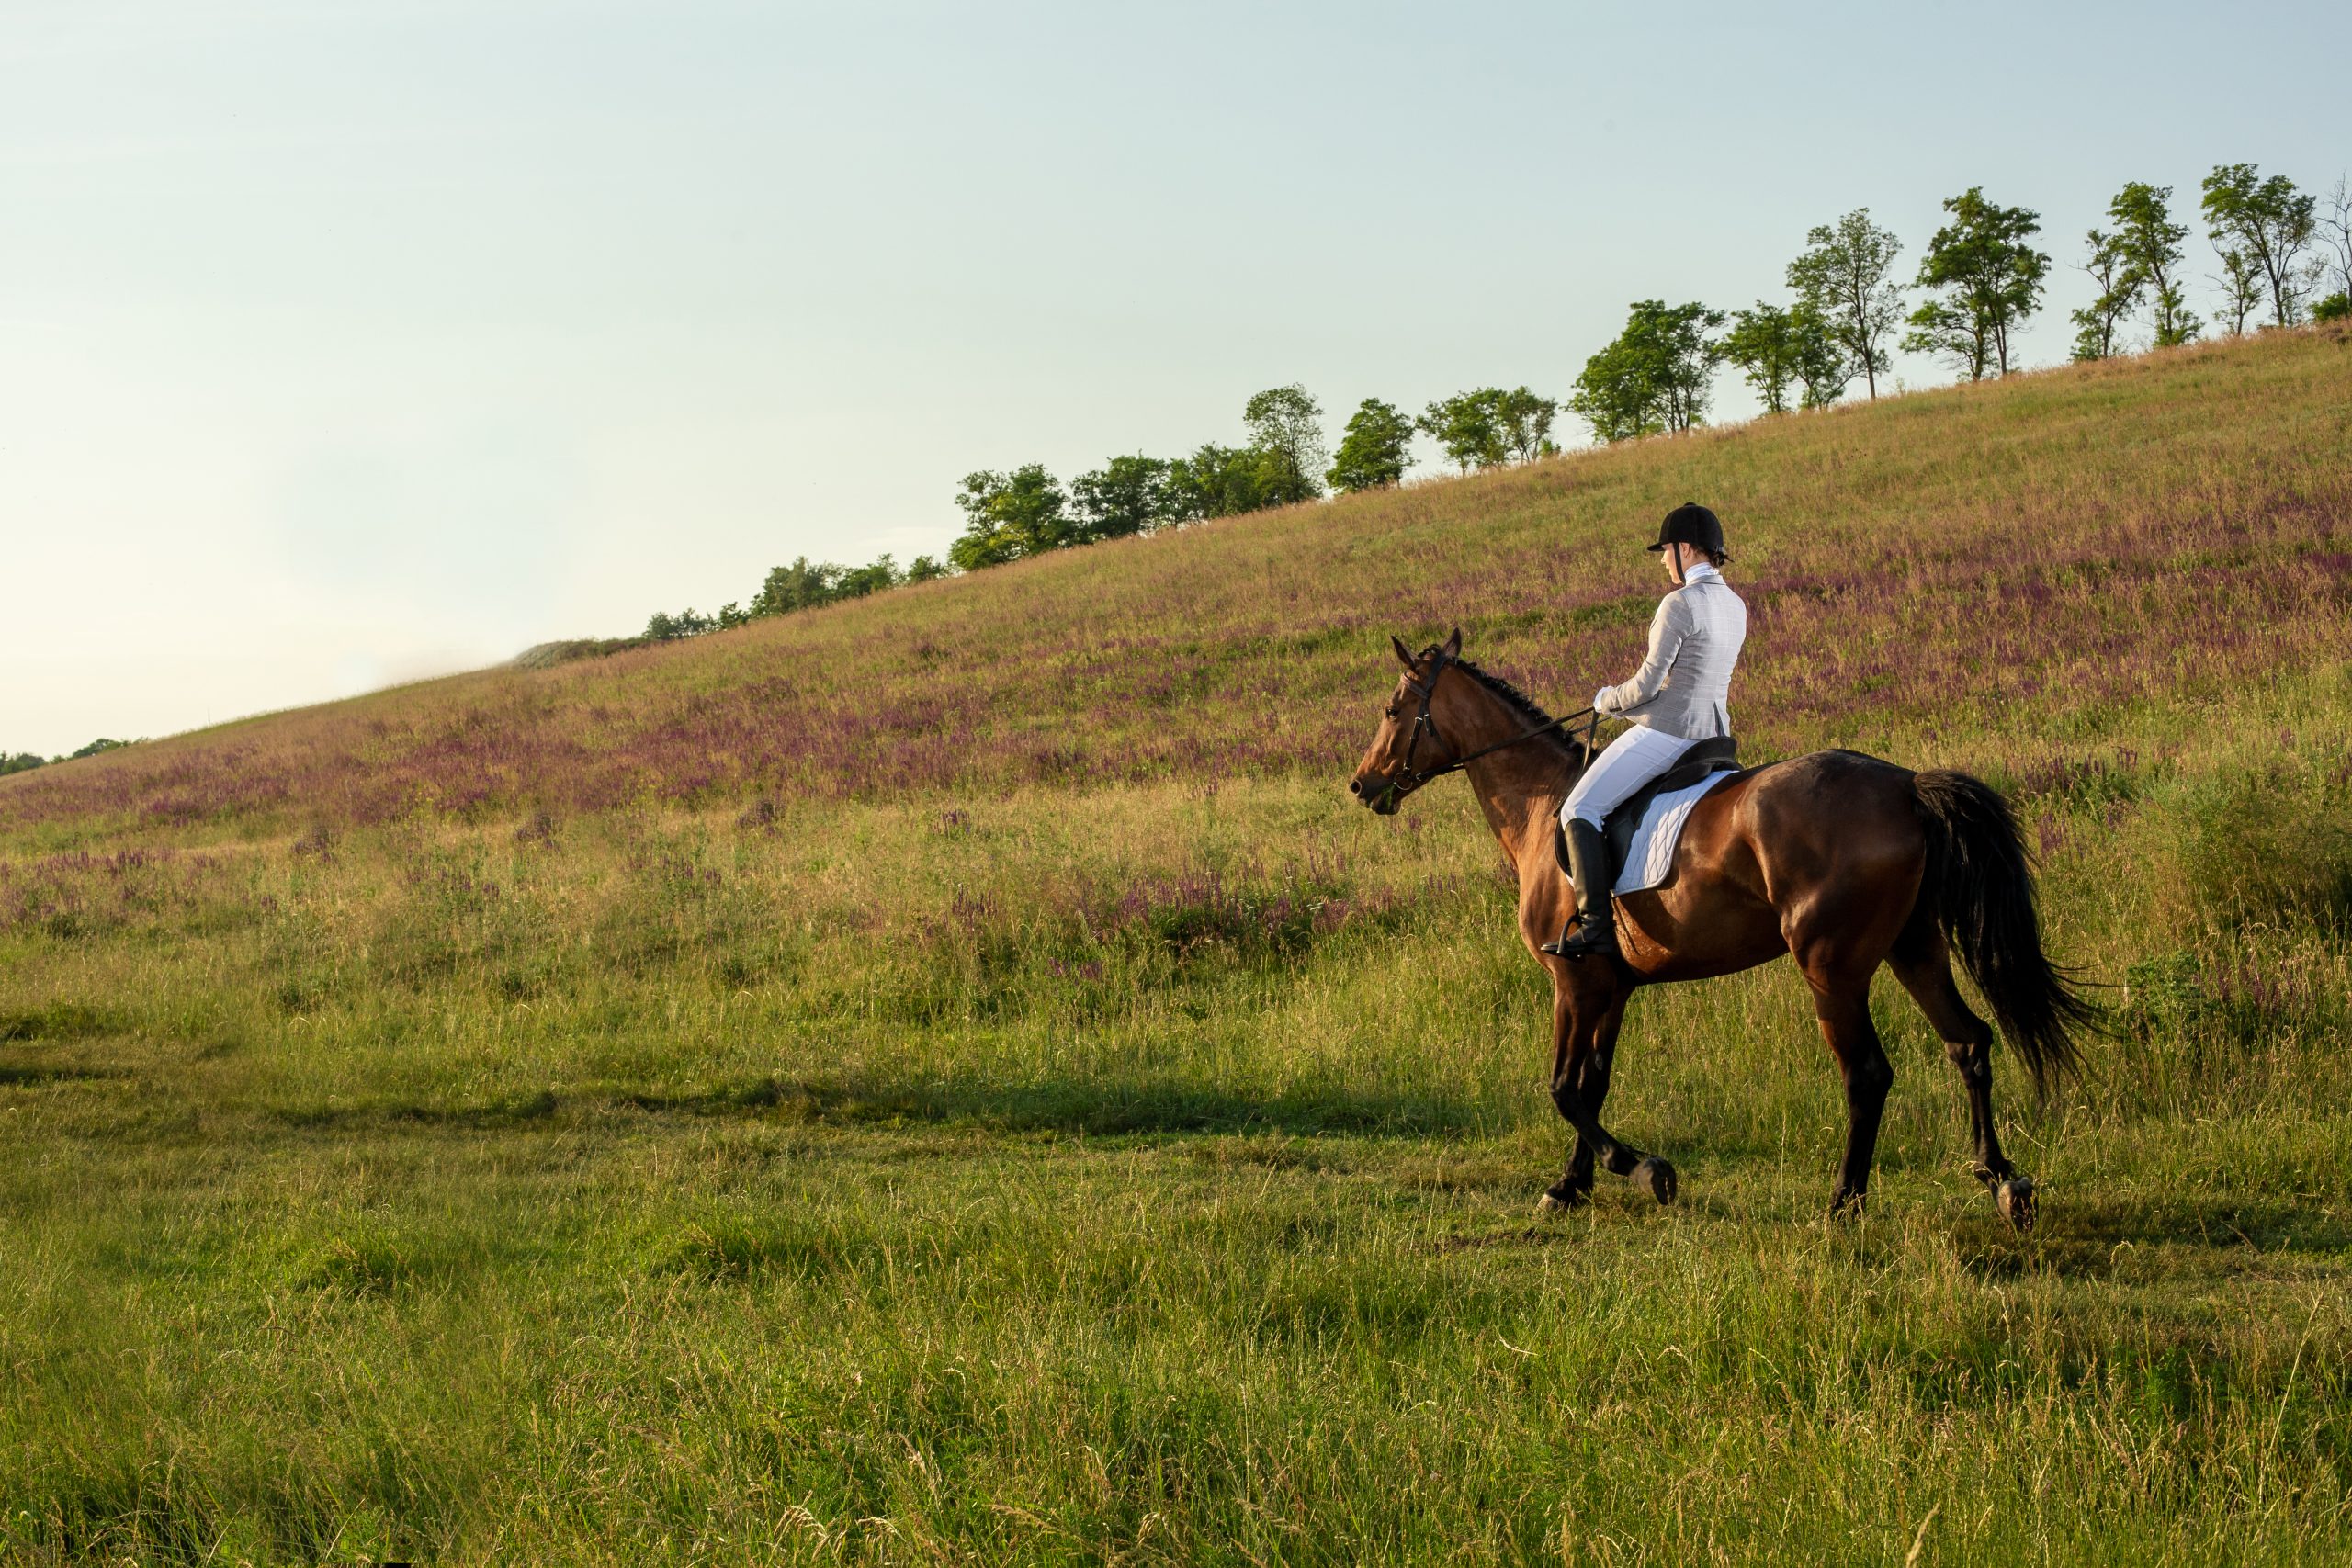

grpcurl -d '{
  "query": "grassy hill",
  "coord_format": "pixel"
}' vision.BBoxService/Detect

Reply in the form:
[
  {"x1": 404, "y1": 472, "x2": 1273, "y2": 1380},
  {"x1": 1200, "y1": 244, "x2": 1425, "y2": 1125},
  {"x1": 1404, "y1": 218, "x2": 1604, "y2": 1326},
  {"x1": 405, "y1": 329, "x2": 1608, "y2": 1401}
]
[{"x1": 5, "y1": 328, "x2": 2351, "y2": 1563}]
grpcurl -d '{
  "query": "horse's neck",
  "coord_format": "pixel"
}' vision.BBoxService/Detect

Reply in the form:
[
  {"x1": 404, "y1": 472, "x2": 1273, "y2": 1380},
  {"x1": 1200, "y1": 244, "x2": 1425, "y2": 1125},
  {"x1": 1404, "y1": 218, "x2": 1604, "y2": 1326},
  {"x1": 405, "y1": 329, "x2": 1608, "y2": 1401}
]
[{"x1": 1436, "y1": 681, "x2": 1577, "y2": 868}]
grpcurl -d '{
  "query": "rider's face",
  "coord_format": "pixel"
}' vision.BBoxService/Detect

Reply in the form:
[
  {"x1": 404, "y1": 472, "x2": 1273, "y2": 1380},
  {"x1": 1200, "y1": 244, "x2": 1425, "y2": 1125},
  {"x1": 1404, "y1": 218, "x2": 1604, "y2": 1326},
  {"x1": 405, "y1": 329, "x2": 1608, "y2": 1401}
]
[{"x1": 1661, "y1": 543, "x2": 1686, "y2": 582}]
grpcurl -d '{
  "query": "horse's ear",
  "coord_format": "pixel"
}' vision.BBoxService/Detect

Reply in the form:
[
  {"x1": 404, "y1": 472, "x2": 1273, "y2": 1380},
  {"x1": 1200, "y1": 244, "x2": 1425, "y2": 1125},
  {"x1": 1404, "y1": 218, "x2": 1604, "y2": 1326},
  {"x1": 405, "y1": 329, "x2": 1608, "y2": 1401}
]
[
  {"x1": 1390, "y1": 635, "x2": 1415, "y2": 669},
  {"x1": 1442, "y1": 626, "x2": 1462, "y2": 659}
]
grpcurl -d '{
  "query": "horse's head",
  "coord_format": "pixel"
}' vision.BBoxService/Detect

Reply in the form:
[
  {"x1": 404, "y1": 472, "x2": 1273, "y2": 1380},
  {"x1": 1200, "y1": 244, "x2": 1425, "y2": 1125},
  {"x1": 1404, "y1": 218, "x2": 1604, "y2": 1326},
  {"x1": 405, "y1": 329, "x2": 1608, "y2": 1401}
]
[{"x1": 1349, "y1": 626, "x2": 1461, "y2": 814}]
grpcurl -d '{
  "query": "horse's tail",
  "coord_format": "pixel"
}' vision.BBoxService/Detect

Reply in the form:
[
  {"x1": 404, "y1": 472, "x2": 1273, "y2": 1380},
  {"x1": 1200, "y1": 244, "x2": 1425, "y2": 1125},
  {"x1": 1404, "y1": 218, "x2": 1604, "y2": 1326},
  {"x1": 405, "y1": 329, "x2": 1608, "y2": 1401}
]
[{"x1": 1911, "y1": 769, "x2": 2098, "y2": 1094}]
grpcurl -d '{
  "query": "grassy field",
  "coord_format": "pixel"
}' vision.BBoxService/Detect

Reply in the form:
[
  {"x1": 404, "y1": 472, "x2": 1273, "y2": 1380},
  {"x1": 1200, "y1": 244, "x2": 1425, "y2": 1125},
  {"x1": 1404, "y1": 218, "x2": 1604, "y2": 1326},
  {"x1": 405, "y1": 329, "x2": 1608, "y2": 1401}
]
[{"x1": 5, "y1": 329, "x2": 2352, "y2": 1563}]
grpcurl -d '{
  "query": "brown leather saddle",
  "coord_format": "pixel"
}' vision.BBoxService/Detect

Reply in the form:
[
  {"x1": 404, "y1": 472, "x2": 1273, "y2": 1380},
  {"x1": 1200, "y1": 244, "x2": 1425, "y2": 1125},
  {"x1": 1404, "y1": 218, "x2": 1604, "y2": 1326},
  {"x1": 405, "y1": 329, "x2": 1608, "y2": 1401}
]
[{"x1": 1554, "y1": 735, "x2": 1744, "y2": 885}]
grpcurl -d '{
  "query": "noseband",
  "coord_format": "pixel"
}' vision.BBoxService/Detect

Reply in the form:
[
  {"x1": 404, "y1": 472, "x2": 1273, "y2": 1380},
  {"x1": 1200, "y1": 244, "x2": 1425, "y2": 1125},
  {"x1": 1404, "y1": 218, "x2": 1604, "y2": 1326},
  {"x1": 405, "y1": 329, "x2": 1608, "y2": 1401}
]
[{"x1": 1374, "y1": 648, "x2": 1598, "y2": 811}]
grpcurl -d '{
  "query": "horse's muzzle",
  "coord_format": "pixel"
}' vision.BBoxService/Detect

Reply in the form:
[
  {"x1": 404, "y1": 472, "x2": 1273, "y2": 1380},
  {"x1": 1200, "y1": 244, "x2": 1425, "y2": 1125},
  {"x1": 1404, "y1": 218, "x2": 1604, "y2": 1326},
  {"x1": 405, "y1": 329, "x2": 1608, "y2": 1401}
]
[{"x1": 1349, "y1": 775, "x2": 1403, "y2": 815}]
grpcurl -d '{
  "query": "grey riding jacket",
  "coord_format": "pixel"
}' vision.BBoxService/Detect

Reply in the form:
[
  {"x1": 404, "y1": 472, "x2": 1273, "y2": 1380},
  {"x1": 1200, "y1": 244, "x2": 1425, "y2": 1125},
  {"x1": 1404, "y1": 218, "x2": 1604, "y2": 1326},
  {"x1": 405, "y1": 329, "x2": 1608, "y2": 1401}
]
[{"x1": 1592, "y1": 562, "x2": 1747, "y2": 740}]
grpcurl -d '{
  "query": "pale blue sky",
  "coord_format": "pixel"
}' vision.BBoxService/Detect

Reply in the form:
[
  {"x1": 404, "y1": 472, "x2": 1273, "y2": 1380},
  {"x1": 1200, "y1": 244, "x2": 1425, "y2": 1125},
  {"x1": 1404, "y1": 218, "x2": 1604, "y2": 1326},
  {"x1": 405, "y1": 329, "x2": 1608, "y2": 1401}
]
[{"x1": 5, "y1": 0, "x2": 2347, "y2": 756}]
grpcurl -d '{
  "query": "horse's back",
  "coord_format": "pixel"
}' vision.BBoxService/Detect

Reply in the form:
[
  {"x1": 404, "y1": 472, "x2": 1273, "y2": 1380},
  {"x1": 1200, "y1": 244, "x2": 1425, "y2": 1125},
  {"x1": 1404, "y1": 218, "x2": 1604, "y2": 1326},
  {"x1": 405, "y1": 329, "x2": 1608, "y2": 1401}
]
[
  {"x1": 1712, "y1": 749, "x2": 1926, "y2": 876},
  {"x1": 1617, "y1": 750, "x2": 1926, "y2": 979}
]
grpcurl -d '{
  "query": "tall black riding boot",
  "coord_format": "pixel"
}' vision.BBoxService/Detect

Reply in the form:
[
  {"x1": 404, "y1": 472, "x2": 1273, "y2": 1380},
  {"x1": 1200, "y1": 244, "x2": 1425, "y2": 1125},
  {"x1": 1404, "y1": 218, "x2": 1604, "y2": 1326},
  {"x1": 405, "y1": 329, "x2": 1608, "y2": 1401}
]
[{"x1": 1538, "y1": 818, "x2": 1619, "y2": 960}]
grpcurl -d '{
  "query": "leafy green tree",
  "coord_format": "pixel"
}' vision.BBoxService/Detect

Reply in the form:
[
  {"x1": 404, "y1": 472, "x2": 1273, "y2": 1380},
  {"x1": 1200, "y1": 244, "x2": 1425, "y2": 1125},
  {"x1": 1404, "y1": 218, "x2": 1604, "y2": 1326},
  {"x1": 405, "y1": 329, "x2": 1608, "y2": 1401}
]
[
  {"x1": 643, "y1": 609, "x2": 716, "y2": 642},
  {"x1": 2313, "y1": 291, "x2": 2352, "y2": 323},
  {"x1": 2069, "y1": 229, "x2": 2143, "y2": 361},
  {"x1": 1787, "y1": 210, "x2": 1905, "y2": 400},
  {"x1": 1241, "y1": 385, "x2": 1327, "y2": 504},
  {"x1": 1570, "y1": 300, "x2": 1724, "y2": 442},
  {"x1": 1903, "y1": 298, "x2": 1994, "y2": 381},
  {"x1": 1789, "y1": 304, "x2": 1853, "y2": 410},
  {"x1": 833, "y1": 556, "x2": 901, "y2": 600},
  {"x1": 69, "y1": 738, "x2": 132, "y2": 759},
  {"x1": 1720, "y1": 303, "x2": 1804, "y2": 413},
  {"x1": 1165, "y1": 443, "x2": 1283, "y2": 521},
  {"x1": 751, "y1": 557, "x2": 845, "y2": 616},
  {"x1": 992, "y1": 464, "x2": 1077, "y2": 553},
  {"x1": 0, "y1": 751, "x2": 44, "y2": 776},
  {"x1": 2108, "y1": 182, "x2": 2199, "y2": 347},
  {"x1": 1326, "y1": 398, "x2": 1415, "y2": 491},
  {"x1": 1418, "y1": 389, "x2": 1510, "y2": 471},
  {"x1": 904, "y1": 555, "x2": 950, "y2": 583},
  {"x1": 1909, "y1": 187, "x2": 2050, "y2": 378},
  {"x1": 1568, "y1": 342, "x2": 1657, "y2": 443},
  {"x1": 1629, "y1": 301, "x2": 1725, "y2": 431},
  {"x1": 2211, "y1": 247, "x2": 2265, "y2": 336},
  {"x1": 948, "y1": 518, "x2": 1020, "y2": 571},
  {"x1": 949, "y1": 464, "x2": 1071, "y2": 570},
  {"x1": 642, "y1": 547, "x2": 922, "y2": 644},
  {"x1": 1494, "y1": 387, "x2": 1560, "y2": 462},
  {"x1": 1071, "y1": 455, "x2": 1175, "y2": 540},
  {"x1": 2201, "y1": 164, "x2": 2318, "y2": 327}
]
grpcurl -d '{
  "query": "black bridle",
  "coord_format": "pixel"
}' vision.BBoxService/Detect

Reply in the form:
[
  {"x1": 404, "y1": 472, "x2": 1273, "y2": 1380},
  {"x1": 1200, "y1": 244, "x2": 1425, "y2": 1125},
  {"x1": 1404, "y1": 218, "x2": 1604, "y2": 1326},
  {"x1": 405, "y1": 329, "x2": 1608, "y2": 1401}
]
[{"x1": 1374, "y1": 647, "x2": 1598, "y2": 812}]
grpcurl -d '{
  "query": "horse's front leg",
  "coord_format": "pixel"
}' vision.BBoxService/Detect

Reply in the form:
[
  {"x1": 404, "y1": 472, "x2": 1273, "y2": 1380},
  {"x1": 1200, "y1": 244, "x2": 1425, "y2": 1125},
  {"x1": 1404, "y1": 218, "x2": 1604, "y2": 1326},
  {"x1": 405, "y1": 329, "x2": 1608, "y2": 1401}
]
[
  {"x1": 1539, "y1": 983, "x2": 1598, "y2": 1212},
  {"x1": 1540, "y1": 977, "x2": 1672, "y2": 1211}
]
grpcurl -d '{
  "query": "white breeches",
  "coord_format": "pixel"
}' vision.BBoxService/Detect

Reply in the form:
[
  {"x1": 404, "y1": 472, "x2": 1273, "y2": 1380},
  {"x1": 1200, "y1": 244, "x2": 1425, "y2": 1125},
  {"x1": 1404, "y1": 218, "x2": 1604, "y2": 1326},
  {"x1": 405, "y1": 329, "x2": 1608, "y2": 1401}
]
[{"x1": 1561, "y1": 724, "x2": 1697, "y2": 829}]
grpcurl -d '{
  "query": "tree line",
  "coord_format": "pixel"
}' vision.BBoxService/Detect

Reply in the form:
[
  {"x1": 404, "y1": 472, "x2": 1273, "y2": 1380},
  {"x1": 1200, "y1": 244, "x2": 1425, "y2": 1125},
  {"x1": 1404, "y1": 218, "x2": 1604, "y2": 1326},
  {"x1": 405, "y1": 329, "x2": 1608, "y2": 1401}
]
[
  {"x1": 1, "y1": 738, "x2": 135, "y2": 778},
  {"x1": 635, "y1": 161, "x2": 2350, "y2": 643},
  {"x1": 1576, "y1": 166, "x2": 2348, "y2": 438},
  {"x1": 641, "y1": 552, "x2": 954, "y2": 642}
]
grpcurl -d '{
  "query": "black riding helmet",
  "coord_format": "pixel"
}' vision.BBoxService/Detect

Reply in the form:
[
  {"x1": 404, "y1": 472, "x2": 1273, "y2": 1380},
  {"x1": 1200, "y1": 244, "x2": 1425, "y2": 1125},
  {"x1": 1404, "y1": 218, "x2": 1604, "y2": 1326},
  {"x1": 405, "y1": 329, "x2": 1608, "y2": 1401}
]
[{"x1": 1647, "y1": 501, "x2": 1730, "y2": 563}]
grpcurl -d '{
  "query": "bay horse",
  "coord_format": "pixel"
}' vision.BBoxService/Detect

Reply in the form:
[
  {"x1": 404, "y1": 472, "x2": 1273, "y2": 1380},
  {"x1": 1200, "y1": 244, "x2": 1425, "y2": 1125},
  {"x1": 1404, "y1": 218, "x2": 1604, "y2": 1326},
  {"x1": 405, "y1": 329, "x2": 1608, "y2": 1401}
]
[{"x1": 1347, "y1": 630, "x2": 2095, "y2": 1228}]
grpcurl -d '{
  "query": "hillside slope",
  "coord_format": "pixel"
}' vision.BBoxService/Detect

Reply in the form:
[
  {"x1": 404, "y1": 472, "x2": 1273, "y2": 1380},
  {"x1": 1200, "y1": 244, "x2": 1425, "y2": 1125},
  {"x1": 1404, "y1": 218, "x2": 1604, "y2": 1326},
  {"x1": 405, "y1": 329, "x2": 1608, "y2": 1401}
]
[
  {"x1": 6, "y1": 328, "x2": 2347, "y2": 846},
  {"x1": 4, "y1": 329, "x2": 2351, "y2": 1564}
]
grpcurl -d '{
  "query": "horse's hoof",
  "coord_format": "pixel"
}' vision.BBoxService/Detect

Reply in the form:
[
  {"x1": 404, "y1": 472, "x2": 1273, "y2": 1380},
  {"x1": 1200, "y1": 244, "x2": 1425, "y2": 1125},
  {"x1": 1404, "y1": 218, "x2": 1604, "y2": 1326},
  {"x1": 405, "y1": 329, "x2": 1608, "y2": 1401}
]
[
  {"x1": 1630, "y1": 1157, "x2": 1678, "y2": 1206},
  {"x1": 1536, "y1": 1186, "x2": 1588, "y2": 1216},
  {"x1": 1996, "y1": 1177, "x2": 2036, "y2": 1233}
]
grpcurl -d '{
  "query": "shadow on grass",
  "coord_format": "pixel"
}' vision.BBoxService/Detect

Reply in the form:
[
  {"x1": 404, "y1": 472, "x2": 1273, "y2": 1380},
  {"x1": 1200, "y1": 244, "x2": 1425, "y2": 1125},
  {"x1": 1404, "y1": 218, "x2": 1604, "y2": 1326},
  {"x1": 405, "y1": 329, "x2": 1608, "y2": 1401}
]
[
  {"x1": 24, "y1": 1469, "x2": 445, "y2": 1568},
  {"x1": 263, "y1": 1071, "x2": 1498, "y2": 1140},
  {"x1": 1433, "y1": 1224, "x2": 1573, "y2": 1252},
  {"x1": 1957, "y1": 1191, "x2": 2352, "y2": 1281},
  {"x1": 267, "y1": 1089, "x2": 564, "y2": 1131},
  {"x1": 0, "y1": 1002, "x2": 120, "y2": 1043},
  {"x1": 0, "y1": 1061, "x2": 116, "y2": 1088}
]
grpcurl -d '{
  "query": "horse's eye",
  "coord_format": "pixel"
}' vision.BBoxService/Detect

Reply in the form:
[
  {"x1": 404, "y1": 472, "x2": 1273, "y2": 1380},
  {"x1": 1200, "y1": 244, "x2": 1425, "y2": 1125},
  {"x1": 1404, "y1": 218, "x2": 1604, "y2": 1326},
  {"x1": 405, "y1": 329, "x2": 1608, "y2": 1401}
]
[{"x1": 1384, "y1": 705, "x2": 1398, "y2": 719}]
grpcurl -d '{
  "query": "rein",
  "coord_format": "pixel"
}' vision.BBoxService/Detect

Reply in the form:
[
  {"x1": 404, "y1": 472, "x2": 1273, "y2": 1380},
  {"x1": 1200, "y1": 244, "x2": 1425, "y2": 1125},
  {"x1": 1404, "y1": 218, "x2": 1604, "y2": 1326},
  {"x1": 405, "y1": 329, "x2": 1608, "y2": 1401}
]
[{"x1": 1378, "y1": 648, "x2": 1598, "y2": 810}]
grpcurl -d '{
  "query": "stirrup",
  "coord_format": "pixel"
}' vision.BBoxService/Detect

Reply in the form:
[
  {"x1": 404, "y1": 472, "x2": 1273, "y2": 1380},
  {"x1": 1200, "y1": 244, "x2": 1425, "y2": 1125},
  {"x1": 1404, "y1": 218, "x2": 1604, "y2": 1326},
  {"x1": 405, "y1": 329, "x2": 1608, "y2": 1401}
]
[{"x1": 1540, "y1": 912, "x2": 1617, "y2": 960}]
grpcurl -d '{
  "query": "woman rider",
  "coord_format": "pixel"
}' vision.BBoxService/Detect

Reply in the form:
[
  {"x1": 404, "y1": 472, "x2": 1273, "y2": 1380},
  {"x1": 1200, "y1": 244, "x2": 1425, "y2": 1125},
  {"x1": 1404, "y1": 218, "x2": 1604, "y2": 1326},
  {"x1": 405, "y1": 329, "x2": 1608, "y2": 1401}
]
[{"x1": 1541, "y1": 502, "x2": 1747, "y2": 960}]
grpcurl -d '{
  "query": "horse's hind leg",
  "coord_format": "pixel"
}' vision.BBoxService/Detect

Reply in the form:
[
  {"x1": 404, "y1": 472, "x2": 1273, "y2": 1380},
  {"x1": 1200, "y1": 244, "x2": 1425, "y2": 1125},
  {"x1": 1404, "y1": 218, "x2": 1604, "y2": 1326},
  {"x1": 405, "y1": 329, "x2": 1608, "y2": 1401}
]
[
  {"x1": 1800, "y1": 973, "x2": 1894, "y2": 1218},
  {"x1": 1788, "y1": 877, "x2": 1908, "y2": 1216},
  {"x1": 1890, "y1": 933, "x2": 2034, "y2": 1230}
]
